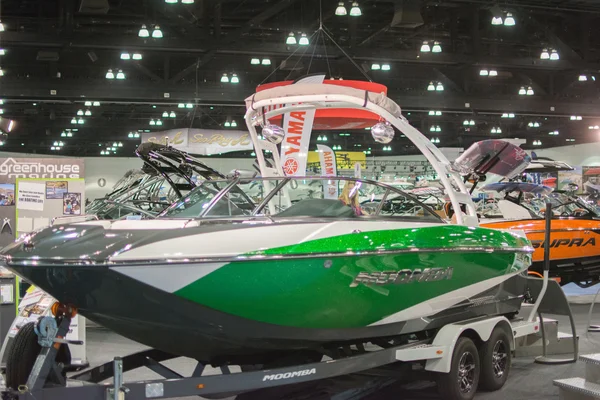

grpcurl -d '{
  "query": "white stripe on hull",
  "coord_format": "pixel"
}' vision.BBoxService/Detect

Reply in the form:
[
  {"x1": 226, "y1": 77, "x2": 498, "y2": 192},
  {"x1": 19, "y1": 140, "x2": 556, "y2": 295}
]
[
  {"x1": 111, "y1": 262, "x2": 226, "y2": 293},
  {"x1": 369, "y1": 269, "x2": 525, "y2": 326},
  {"x1": 111, "y1": 220, "x2": 444, "y2": 261}
]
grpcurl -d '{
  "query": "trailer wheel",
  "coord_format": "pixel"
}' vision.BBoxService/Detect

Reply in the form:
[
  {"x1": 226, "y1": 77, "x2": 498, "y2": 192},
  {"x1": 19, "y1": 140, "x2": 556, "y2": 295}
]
[
  {"x1": 437, "y1": 337, "x2": 480, "y2": 400},
  {"x1": 5, "y1": 322, "x2": 71, "y2": 389},
  {"x1": 478, "y1": 327, "x2": 511, "y2": 391},
  {"x1": 6, "y1": 322, "x2": 40, "y2": 390}
]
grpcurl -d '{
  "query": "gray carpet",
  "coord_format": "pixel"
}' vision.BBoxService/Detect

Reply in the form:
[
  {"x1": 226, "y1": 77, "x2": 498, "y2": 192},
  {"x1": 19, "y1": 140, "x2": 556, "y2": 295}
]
[{"x1": 81, "y1": 304, "x2": 600, "y2": 400}]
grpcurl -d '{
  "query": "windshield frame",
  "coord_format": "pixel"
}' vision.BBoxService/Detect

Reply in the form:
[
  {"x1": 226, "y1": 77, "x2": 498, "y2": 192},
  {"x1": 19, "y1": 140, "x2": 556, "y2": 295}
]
[{"x1": 158, "y1": 176, "x2": 443, "y2": 221}]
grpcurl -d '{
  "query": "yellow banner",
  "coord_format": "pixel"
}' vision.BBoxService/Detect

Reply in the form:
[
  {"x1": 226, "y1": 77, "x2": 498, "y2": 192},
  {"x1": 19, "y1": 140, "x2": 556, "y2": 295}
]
[{"x1": 308, "y1": 151, "x2": 366, "y2": 170}]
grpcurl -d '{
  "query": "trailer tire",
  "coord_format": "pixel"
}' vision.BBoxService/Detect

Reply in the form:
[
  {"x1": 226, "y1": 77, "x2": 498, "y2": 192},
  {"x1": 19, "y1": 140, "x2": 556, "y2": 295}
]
[
  {"x1": 5, "y1": 321, "x2": 71, "y2": 390},
  {"x1": 478, "y1": 327, "x2": 511, "y2": 391},
  {"x1": 6, "y1": 322, "x2": 40, "y2": 390},
  {"x1": 437, "y1": 337, "x2": 480, "y2": 400}
]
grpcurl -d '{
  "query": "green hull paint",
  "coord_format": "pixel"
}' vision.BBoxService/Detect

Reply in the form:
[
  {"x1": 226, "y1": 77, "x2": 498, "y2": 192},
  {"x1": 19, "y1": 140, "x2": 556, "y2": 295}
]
[{"x1": 175, "y1": 225, "x2": 531, "y2": 329}]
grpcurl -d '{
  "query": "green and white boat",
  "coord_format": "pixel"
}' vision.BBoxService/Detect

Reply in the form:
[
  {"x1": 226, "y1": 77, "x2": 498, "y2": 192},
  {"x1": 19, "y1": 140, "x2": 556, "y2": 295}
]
[{"x1": 0, "y1": 83, "x2": 533, "y2": 366}]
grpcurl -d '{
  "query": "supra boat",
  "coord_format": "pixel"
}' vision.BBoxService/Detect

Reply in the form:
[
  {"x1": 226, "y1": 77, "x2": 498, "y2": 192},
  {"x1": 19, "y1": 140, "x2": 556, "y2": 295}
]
[
  {"x1": 0, "y1": 83, "x2": 533, "y2": 365},
  {"x1": 480, "y1": 182, "x2": 600, "y2": 287}
]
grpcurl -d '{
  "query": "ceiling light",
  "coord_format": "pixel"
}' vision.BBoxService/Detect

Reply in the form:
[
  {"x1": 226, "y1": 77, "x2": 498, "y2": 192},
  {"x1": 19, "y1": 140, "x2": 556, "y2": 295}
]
[
  {"x1": 152, "y1": 25, "x2": 163, "y2": 39},
  {"x1": 231, "y1": 120, "x2": 237, "y2": 127},
  {"x1": 221, "y1": 73, "x2": 229, "y2": 83},
  {"x1": 381, "y1": 64, "x2": 390, "y2": 71},
  {"x1": 509, "y1": 113, "x2": 515, "y2": 118},
  {"x1": 261, "y1": 58, "x2": 271, "y2": 65},
  {"x1": 120, "y1": 52, "x2": 130, "y2": 60},
  {"x1": 116, "y1": 70, "x2": 125, "y2": 79},
  {"x1": 579, "y1": 74, "x2": 588, "y2": 81},
  {"x1": 463, "y1": 120, "x2": 469, "y2": 126},
  {"x1": 128, "y1": 132, "x2": 133, "y2": 138},
  {"x1": 430, "y1": 126, "x2": 436, "y2": 132},
  {"x1": 526, "y1": 86, "x2": 534, "y2": 95},
  {"x1": 420, "y1": 41, "x2": 431, "y2": 52},
  {"x1": 132, "y1": 53, "x2": 142, "y2": 60},
  {"x1": 435, "y1": 126, "x2": 441, "y2": 132},
  {"x1": 534, "y1": 122, "x2": 540, "y2": 127},
  {"x1": 431, "y1": 42, "x2": 442, "y2": 53},
  {"x1": 84, "y1": 101, "x2": 92, "y2": 106},
  {"x1": 0, "y1": 49, "x2": 5, "y2": 56},
  {"x1": 491, "y1": 16, "x2": 503, "y2": 25},
  {"x1": 286, "y1": 32, "x2": 297, "y2": 45},
  {"x1": 165, "y1": 0, "x2": 178, "y2": 3},
  {"x1": 489, "y1": 69, "x2": 498, "y2": 76},
  {"x1": 71, "y1": 117, "x2": 77, "y2": 124},
  {"x1": 435, "y1": 111, "x2": 442, "y2": 116},
  {"x1": 138, "y1": 25, "x2": 150, "y2": 38},
  {"x1": 93, "y1": 101, "x2": 100, "y2": 106},
  {"x1": 67, "y1": 132, "x2": 73, "y2": 137},
  {"x1": 181, "y1": 0, "x2": 194, "y2": 4},
  {"x1": 85, "y1": 109, "x2": 91, "y2": 116},
  {"x1": 371, "y1": 63, "x2": 381, "y2": 70},
  {"x1": 169, "y1": 111, "x2": 176, "y2": 118},
  {"x1": 156, "y1": 119, "x2": 163, "y2": 126},
  {"x1": 550, "y1": 49, "x2": 559, "y2": 60},
  {"x1": 540, "y1": 49, "x2": 550, "y2": 60},
  {"x1": 230, "y1": 74, "x2": 239, "y2": 83},
  {"x1": 77, "y1": 109, "x2": 83, "y2": 116},
  {"x1": 566, "y1": 138, "x2": 575, "y2": 142},
  {"x1": 106, "y1": 69, "x2": 115, "y2": 79},
  {"x1": 0, "y1": 68, "x2": 4, "y2": 77},
  {"x1": 429, "y1": 110, "x2": 435, "y2": 116},
  {"x1": 118, "y1": 142, "x2": 123, "y2": 147},
  {"x1": 77, "y1": 118, "x2": 84, "y2": 124},
  {"x1": 186, "y1": 103, "x2": 193, "y2": 108},
  {"x1": 349, "y1": 2, "x2": 361, "y2": 16},
  {"x1": 178, "y1": 103, "x2": 185, "y2": 108},
  {"x1": 250, "y1": 58, "x2": 260, "y2": 65},
  {"x1": 435, "y1": 82, "x2": 444, "y2": 91},
  {"x1": 0, "y1": 22, "x2": 4, "y2": 32},
  {"x1": 427, "y1": 81, "x2": 435, "y2": 91},
  {"x1": 299, "y1": 33, "x2": 309, "y2": 46},
  {"x1": 149, "y1": 119, "x2": 156, "y2": 126},
  {"x1": 504, "y1": 13, "x2": 515, "y2": 26},
  {"x1": 491, "y1": 127, "x2": 497, "y2": 134},
  {"x1": 480, "y1": 69, "x2": 489, "y2": 76},
  {"x1": 335, "y1": 2, "x2": 347, "y2": 15},
  {"x1": 61, "y1": 132, "x2": 66, "y2": 137},
  {"x1": 470, "y1": 119, "x2": 475, "y2": 126},
  {"x1": 528, "y1": 122, "x2": 533, "y2": 127},
  {"x1": 162, "y1": 111, "x2": 169, "y2": 118},
  {"x1": 224, "y1": 121, "x2": 231, "y2": 127},
  {"x1": 58, "y1": 141, "x2": 64, "y2": 146},
  {"x1": 518, "y1": 86, "x2": 526, "y2": 95}
]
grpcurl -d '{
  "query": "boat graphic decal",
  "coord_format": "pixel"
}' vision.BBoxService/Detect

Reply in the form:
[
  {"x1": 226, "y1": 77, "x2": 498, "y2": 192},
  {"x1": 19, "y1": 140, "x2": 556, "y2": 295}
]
[
  {"x1": 350, "y1": 267, "x2": 453, "y2": 287},
  {"x1": 531, "y1": 237, "x2": 596, "y2": 249},
  {"x1": 263, "y1": 368, "x2": 317, "y2": 381}
]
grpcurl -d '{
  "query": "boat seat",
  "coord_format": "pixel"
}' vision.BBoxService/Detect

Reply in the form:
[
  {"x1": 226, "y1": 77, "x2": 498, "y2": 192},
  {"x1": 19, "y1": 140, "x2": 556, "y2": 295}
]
[{"x1": 275, "y1": 199, "x2": 356, "y2": 218}]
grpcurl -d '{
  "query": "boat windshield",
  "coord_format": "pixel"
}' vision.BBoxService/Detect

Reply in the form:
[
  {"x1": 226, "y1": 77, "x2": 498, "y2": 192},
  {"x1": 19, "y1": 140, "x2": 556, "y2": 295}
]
[{"x1": 159, "y1": 177, "x2": 442, "y2": 222}]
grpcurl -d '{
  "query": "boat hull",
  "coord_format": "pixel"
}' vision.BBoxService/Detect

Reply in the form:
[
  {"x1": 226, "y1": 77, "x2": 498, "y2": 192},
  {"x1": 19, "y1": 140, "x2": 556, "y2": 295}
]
[
  {"x1": 7, "y1": 262, "x2": 527, "y2": 365},
  {"x1": 481, "y1": 218, "x2": 600, "y2": 285},
  {"x1": 2, "y1": 220, "x2": 532, "y2": 364}
]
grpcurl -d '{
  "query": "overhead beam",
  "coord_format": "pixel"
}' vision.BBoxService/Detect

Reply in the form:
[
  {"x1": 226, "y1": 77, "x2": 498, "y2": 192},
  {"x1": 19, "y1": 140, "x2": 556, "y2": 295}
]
[
  {"x1": 3, "y1": 78, "x2": 600, "y2": 116},
  {"x1": 3, "y1": 31, "x2": 598, "y2": 71}
]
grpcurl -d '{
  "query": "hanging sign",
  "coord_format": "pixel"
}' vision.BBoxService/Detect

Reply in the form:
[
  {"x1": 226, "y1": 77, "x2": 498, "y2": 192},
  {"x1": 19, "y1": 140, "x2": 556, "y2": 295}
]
[
  {"x1": 280, "y1": 75, "x2": 326, "y2": 176},
  {"x1": 142, "y1": 128, "x2": 252, "y2": 155},
  {"x1": 318, "y1": 144, "x2": 338, "y2": 199},
  {"x1": 16, "y1": 182, "x2": 45, "y2": 211}
]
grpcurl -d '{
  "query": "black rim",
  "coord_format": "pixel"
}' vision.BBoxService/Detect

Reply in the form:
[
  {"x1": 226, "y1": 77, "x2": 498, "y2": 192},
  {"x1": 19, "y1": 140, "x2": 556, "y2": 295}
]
[
  {"x1": 458, "y1": 351, "x2": 476, "y2": 394},
  {"x1": 492, "y1": 340, "x2": 508, "y2": 378}
]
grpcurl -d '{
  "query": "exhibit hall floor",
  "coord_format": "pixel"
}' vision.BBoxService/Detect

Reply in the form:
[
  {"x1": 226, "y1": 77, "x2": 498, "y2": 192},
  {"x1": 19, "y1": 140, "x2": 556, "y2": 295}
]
[{"x1": 72, "y1": 304, "x2": 600, "y2": 400}]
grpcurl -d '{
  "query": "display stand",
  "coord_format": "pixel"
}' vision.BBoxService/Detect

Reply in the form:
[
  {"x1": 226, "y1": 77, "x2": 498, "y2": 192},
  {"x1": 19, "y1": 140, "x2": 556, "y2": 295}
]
[{"x1": 534, "y1": 202, "x2": 578, "y2": 365}]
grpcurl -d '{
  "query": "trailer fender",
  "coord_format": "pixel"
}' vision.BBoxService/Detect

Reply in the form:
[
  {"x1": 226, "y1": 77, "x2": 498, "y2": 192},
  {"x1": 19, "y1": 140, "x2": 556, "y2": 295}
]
[{"x1": 424, "y1": 316, "x2": 512, "y2": 373}]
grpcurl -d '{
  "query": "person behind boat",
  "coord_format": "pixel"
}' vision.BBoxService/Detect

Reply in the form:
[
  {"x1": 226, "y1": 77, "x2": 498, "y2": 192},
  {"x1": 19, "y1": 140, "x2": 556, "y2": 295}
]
[{"x1": 339, "y1": 181, "x2": 363, "y2": 216}]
